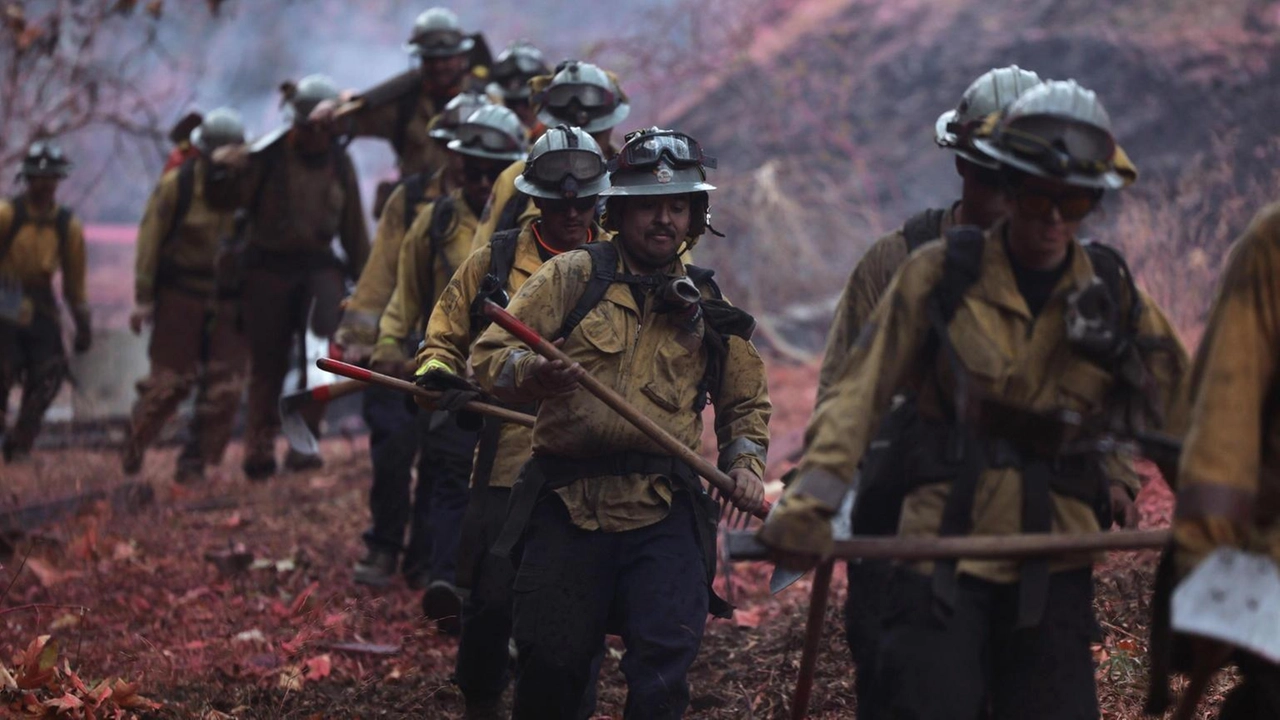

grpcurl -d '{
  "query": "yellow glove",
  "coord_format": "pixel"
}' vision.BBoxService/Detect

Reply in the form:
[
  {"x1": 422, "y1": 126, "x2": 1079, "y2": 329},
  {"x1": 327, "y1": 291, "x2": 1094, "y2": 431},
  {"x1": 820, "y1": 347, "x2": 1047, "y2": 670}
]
[{"x1": 757, "y1": 492, "x2": 836, "y2": 571}]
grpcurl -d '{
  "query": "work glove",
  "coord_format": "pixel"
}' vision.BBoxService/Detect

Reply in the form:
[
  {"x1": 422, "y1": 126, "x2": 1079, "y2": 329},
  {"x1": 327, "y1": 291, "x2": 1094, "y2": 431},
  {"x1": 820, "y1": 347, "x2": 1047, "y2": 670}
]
[
  {"x1": 332, "y1": 321, "x2": 375, "y2": 364},
  {"x1": 415, "y1": 366, "x2": 485, "y2": 431},
  {"x1": 72, "y1": 306, "x2": 92, "y2": 354},
  {"x1": 129, "y1": 303, "x2": 154, "y2": 335},
  {"x1": 757, "y1": 491, "x2": 837, "y2": 572}
]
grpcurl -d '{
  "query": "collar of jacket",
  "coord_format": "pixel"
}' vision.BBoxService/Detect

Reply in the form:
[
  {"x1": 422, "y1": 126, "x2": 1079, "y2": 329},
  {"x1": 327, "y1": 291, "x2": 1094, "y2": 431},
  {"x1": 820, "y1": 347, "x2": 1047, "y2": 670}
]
[
  {"x1": 605, "y1": 239, "x2": 688, "y2": 316},
  {"x1": 970, "y1": 219, "x2": 1095, "y2": 321}
]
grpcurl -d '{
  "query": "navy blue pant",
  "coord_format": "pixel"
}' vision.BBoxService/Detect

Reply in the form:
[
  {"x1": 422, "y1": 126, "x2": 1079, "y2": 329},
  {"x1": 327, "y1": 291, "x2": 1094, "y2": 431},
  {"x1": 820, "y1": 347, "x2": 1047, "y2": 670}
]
[
  {"x1": 511, "y1": 492, "x2": 709, "y2": 720},
  {"x1": 361, "y1": 386, "x2": 432, "y2": 571},
  {"x1": 416, "y1": 409, "x2": 477, "y2": 583},
  {"x1": 876, "y1": 567, "x2": 1098, "y2": 720}
]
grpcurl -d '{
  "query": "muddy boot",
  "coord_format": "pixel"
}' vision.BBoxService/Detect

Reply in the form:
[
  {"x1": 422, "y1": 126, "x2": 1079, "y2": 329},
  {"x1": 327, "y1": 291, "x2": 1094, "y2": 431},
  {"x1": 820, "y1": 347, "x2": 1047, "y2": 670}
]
[
  {"x1": 173, "y1": 457, "x2": 205, "y2": 485},
  {"x1": 242, "y1": 456, "x2": 277, "y2": 482},
  {"x1": 284, "y1": 448, "x2": 324, "y2": 472},
  {"x1": 464, "y1": 694, "x2": 509, "y2": 720},
  {"x1": 423, "y1": 579, "x2": 463, "y2": 636},
  {"x1": 403, "y1": 562, "x2": 431, "y2": 590},
  {"x1": 121, "y1": 437, "x2": 144, "y2": 476},
  {"x1": 353, "y1": 548, "x2": 399, "y2": 588}
]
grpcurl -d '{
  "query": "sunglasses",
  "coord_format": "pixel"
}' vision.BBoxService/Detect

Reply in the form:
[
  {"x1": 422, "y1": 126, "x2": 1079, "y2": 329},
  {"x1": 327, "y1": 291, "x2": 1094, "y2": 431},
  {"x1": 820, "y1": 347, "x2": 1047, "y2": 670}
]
[
  {"x1": 540, "y1": 195, "x2": 598, "y2": 213},
  {"x1": 1012, "y1": 185, "x2": 1102, "y2": 222},
  {"x1": 464, "y1": 163, "x2": 506, "y2": 183}
]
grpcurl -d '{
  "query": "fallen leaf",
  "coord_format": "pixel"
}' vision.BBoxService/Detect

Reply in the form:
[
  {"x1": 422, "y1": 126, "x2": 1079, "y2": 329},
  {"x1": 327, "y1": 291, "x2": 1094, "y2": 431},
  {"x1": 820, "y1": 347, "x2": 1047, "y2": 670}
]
[
  {"x1": 303, "y1": 654, "x2": 331, "y2": 681},
  {"x1": 0, "y1": 660, "x2": 16, "y2": 690},
  {"x1": 15, "y1": 636, "x2": 56, "y2": 690},
  {"x1": 289, "y1": 581, "x2": 320, "y2": 617},
  {"x1": 232, "y1": 629, "x2": 266, "y2": 644},
  {"x1": 49, "y1": 613, "x2": 80, "y2": 631},
  {"x1": 308, "y1": 475, "x2": 337, "y2": 490},
  {"x1": 277, "y1": 667, "x2": 304, "y2": 691},
  {"x1": 221, "y1": 512, "x2": 244, "y2": 529},
  {"x1": 110, "y1": 680, "x2": 160, "y2": 710},
  {"x1": 25, "y1": 558, "x2": 80, "y2": 588},
  {"x1": 323, "y1": 641, "x2": 399, "y2": 656},
  {"x1": 42, "y1": 692, "x2": 83, "y2": 712},
  {"x1": 111, "y1": 541, "x2": 137, "y2": 562},
  {"x1": 733, "y1": 607, "x2": 763, "y2": 629}
]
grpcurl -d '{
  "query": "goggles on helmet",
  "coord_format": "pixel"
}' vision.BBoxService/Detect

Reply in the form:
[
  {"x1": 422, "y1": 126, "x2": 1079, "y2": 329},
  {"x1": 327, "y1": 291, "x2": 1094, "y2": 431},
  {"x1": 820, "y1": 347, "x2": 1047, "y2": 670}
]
[
  {"x1": 494, "y1": 53, "x2": 546, "y2": 80},
  {"x1": 996, "y1": 116, "x2": 1115, "y2": 178},
  {"x1": 541, "y1": 83, "x2": 617, "y2": 113},
  {"x1": 453, "y1": 123, "x2": 524, "y2": 155},
  {"x1": 610, "y1": 131, "x2": 717, "y2": 173},
  {"x1": 526, "y1": 149, "x2": 607, "y2": 186},
  {"x1": 412, "y1": 30, "x2": 467, "y2": 55}
]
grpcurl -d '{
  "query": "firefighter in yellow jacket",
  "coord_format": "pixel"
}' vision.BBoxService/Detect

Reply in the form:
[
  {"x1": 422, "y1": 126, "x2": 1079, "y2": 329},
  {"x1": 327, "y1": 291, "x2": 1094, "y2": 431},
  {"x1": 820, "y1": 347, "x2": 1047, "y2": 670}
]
[
  {"x1": 471, "y1": 128, "x2": 768, "y2": 718},
  {"x1": 761, "y1": 81, "x2": 1190, "y2": 719},
  {"x1": 221, "y1": 74, "x2": 370, "y2": 480},
  {"x1": 469, "y1": 60, "x2": 629, "y2": 252},
  {"x1": 414, "y1": 125, "x2": 608, "y2": 719},
  {"x1": 340, "y1": 92, "x2": 491, "y2": 589},
  {"x1": 346, "y1": 7, "x2": 485, "y2": 179},
  {"x1": 0, "y1": 142, "x2": 90, "y2": 463},
  {"x1": 122, "y1": 108, "x2": 249, "y2": 484},
  {"x1": 354, "y1": 105, "x2": 526, "y2": 622},
  {"x1": 1162, "y1": 202, "x2": 1280, "y2": 717}
]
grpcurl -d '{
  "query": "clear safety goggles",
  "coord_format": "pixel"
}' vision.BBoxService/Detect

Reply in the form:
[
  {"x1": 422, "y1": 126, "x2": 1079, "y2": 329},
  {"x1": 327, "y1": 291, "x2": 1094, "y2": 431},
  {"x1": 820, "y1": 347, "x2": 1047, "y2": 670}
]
[
  {"x1": 611, "y1": 131, "x2": 716, "y2": 173},
  {"x1": 998, "y1": 117, "x2": 1115, "y2": 177},
  {"x1": 411, "y1": 30, "x2": 467, "y2": 55},
  {"x1": 453, "y1": 123, "x2": 524, "y2": 154},
  {"x1": 540, "y1": 82, "x2": 617, "y2": 113},
  {"x1": 494, "y1": 53, "x2": 546, "y2": 79},
  {"x1": 526, "y1": 148, "x2": 607, "y2": 185}
]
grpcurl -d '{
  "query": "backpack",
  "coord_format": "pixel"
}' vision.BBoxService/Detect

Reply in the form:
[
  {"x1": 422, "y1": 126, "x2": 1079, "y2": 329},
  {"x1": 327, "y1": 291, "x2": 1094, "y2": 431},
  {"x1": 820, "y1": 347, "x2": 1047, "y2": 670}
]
[
  {"x1": 1, "y1": 195, "x2": 72, "y2": 268},
  {"x1": 554, "y1": 241, "x2": 756, "y2": 412},
  {"x1": 468, "y1": 227, "x2": 522, "y2": 333},
  {"x1": 415, "y1": 194, "x2": 459, "y2": 319}
]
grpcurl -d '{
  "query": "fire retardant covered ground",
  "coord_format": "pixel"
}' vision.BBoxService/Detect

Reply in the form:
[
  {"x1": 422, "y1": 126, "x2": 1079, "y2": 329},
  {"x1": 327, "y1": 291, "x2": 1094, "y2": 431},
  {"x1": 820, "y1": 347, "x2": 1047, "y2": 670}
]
[{"x1": 0, "y1": 362, "x2": 1237, "y2": 719}]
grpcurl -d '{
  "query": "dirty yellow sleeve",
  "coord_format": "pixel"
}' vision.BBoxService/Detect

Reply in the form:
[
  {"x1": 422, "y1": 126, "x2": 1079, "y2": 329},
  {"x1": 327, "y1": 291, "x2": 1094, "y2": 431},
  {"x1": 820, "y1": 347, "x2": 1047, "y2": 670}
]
[{"x1": 133, "y1": 169, "x2": 178, "y2": 305}]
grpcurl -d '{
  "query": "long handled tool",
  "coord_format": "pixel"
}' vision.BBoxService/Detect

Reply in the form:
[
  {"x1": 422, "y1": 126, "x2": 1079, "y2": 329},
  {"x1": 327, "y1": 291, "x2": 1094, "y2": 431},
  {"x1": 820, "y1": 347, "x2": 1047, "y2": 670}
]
[
  {"x1": 316, "y1": 358, "x2": 535, "y2": 428},
  {"x1": 481, "y1": 301, "x2": 772, "y2": 519},
  {"x1": 278, "y1": 379, "x2": 367, "y2": 455}
]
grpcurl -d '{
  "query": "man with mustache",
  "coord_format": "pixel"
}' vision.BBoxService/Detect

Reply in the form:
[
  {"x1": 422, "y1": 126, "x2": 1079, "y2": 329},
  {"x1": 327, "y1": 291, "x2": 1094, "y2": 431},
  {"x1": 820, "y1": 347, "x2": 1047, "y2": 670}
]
[
  {"x1": 122, "y1": 108, "x2": 251, "y2": 485},
  {"x1": 471, "y1": 127, "x2": 769, "y2": 718}
]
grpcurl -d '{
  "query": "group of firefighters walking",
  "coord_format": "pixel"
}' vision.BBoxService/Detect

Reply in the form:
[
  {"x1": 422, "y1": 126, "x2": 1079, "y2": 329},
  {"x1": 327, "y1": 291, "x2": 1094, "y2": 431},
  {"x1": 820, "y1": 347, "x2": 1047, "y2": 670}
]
[{"x1": 1, "y1": 5, "x2": 1276, "y2": 719}]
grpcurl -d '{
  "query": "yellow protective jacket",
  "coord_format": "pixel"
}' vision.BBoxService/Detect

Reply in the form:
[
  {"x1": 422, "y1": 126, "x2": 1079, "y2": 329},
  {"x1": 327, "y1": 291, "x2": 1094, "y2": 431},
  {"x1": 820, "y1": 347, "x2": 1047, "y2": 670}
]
[
  {"x1": 797, "y1": 223, "x2": 1190, "y2": 582},
  {"x1": 471, "y1": 239, "x2": 772, "y2": 532},
  {"x1": 134, "y1": 157, "x2": 236, "y2": 305},
  {"x1": 238, "y1": 134, "x2": 369, "y2": 278},
  {"x1": 417, "y1": 222, "x2": 605, "y2": 488},
  {"x1": 0, "y1": 197, "x2": 87, "y2": 316},
  {"x1": 372, "y1": 189, "x2": 479, "y2": 364},
  {"x1": 1174, "y1": 202, "x2": 1280, "y2": 576},
  {"x1": 470, "y1": 160, "x2": 540, "y2": 253},
  {"x1": 338, "y1": 172, "x2": 447, "y2": 346}
]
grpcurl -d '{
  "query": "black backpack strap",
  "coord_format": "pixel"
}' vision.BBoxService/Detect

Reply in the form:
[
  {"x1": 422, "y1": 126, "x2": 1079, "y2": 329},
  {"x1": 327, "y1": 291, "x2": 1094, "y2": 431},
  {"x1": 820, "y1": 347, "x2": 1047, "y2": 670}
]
[
  {"x1": 418, "y1": 195, "x2": 458, "y2": 319},
  {"x1": 163, "y1": 157, "x2": 197, "y2": 248},
  {"x1": 401, "y1": 172, "x2": 427, "y2": 232},
  {"x1": 1082, "y1": 240, "x2": 1143, "y2": 331},
  {"x1": 495, "y1": 191, "x2": 531, "y2": 234},
  {"x1": 54, "y1": 207, "x2": 72, "y2": 263},
  {"x1": 553, "y1": 241, "x2": 618, "y2": 341},
  {"x1": 902, "y1": 207, "x2": 948, "y2": 253},
  {"x1": 469, "y1": 227, "x2": 522, "y2": 332},
  {"x1": 392, "y1": 87, "x2": 420, "y2": 159}
]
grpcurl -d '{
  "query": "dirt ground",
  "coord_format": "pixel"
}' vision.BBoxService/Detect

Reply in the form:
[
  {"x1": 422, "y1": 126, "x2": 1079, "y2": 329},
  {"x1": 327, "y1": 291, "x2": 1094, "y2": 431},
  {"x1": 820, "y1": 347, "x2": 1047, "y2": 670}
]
[{"x1": 0, "y1": 365, "x2": 1238, "y2": 719}]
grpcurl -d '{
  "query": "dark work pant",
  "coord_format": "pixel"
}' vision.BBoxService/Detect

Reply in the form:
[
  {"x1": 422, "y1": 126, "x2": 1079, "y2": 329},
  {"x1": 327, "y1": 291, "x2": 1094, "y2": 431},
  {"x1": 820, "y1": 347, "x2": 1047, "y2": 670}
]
[
  {"x1": 0, "y1": 313, "x2": 66, "y2": 456},
  {"x1": 456, "y1": 486, "x2": 516, "y2": 704},
  {"x1": 843, "y1": 559, "x2": 895, "y2": 720},
  {"x1": 876, "y1": 566, "x2": 1099, "y2": 720},
  {"x1": 361, "y1": 384, "x2": 432, "y2": 569},
  {"x1": 418, "y1": 409, "x2": 477, "y2": 583},
  {"x1": 511, "y1": 493, "x2": 709, "y2": 720},
  {"x1": 1218, "y1": 655, "x2": 1280, "y2": 720}
]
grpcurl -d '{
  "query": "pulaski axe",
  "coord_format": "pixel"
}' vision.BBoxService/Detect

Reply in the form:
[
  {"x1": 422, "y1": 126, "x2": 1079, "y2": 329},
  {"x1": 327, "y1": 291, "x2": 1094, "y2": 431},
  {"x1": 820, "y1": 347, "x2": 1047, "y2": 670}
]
[{"x1": 278, "y1": 379, "x2": 367, "y2": 456}]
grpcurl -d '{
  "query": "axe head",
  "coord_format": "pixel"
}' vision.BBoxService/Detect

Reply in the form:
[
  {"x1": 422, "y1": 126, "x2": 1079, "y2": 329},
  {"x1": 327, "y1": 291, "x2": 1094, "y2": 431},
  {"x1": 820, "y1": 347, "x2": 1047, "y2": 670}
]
[
  {"x1": 1172, "y1": 547, "x2": 1280, "y2": 664},
  {"x1": 766, "y1": 489, "x2": 857, "y2": 595},
  {"x1": 279, "y1": 397, "x2": 320, "y2": 456},
  {"x1": 279, "y1": 386, "x2": 319, "y2": 416}
]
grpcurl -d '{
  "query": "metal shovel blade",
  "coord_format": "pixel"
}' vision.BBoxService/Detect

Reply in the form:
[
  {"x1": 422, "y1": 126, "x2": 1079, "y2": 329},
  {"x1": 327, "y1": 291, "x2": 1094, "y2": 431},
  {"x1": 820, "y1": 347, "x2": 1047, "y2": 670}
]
[
  {"x1": 279, "y1": 400, "x2": 320, "y2": 457},
  {"x1": 768, "y1": 488, "x2": 856, "y2": 594},
  {"x1": 1172, "y1": 547, "x2": 1280, "y2": 664}
]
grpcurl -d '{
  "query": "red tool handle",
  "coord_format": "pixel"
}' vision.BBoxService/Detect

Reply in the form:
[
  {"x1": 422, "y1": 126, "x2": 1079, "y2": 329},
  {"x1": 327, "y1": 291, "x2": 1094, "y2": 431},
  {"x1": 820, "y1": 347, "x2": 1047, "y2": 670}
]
[{"x1": 483, "y1": 301, "x2": 772, "y2": 518}]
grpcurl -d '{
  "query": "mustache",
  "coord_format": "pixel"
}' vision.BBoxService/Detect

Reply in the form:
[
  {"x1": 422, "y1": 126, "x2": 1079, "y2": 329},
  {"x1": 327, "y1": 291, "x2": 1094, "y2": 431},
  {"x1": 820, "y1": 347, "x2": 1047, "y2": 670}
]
[{"x1": 646, "y1": 224, "x2": 677, "y2": 238}]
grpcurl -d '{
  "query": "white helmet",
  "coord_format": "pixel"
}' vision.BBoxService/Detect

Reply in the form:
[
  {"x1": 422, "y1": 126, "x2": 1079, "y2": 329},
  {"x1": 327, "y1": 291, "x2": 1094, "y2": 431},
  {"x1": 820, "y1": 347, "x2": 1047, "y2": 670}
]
[
  {"x1": 514, "y1": 125, "x2": 610, "y2": 199},
  {"x1": 935, "y1": 65, "x2": 1043, "y2": 168},
  {"x1": 446, "y1": 105, "x2": 527, "y2": 162},
  {"x1": 973, "y1": 79, "x2": 1125, "y2": 189}
]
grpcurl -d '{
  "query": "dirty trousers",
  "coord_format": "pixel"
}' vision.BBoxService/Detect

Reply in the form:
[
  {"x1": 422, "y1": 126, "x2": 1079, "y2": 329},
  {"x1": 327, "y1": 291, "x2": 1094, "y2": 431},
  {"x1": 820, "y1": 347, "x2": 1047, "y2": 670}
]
[
  {"x1": 510, "y1": 492, "x2": 708, "y2": 720},
  {"x1": 0, "y1": 312, "x2": 66, "y2": 456},
  {"x1": 360, "y1": 384, "x2": 433, "y2": 572},
  {"x1": 414, "y1": 409, "x2": 476, "y2": 583},
  {"x1": 128, "y1": 287, "x2": 247, "y2": 467},
  {"x1": 876, "y1": 566, "x2": 1099, "y2": 720}
]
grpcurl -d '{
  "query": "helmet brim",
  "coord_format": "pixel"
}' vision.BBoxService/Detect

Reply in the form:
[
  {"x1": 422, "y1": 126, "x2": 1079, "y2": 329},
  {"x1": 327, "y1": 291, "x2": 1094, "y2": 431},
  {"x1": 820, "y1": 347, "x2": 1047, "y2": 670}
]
[
  {"x1": 404, "y1": 37, "x2": 476, "y2": 57},
  {"x1": 598, "y1": 180, "x2": 715, "y2": 197},
  {"x1": 446, "y1": 138, "x2": 526, "y2": 162},
  {"x1": 935, "y1": 110, "x2": 959, "y2": 148},
  {"x1": 538, "y1": 102, "x2": 631, "y2": 134},
  {"x1": 972, "y1": 138, "x2": 1125, "y2": 190},
  {"x1": 514, "y1": 174, "x2": 610, "y2": 199}
]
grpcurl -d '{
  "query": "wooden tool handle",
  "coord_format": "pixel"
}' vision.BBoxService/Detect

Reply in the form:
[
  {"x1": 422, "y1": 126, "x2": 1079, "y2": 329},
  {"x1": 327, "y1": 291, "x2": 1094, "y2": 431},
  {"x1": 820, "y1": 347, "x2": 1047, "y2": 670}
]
[
  {"x1": 316, "y1": 358, "x2": 535, "y2": 428},
  {"x1": 482, "y1": 301, "x2": 772, "y2": 518}
]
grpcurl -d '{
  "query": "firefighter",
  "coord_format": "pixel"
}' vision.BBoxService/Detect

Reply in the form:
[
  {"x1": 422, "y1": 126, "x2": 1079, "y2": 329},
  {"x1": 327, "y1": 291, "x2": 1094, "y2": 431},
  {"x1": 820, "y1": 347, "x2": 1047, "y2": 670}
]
[
  {"x1": 487, "y1": 40, "x2": 550, "y2": 138},
  {"x1": 123, "y1": 108, "x2": 250, "y2": 484},
  {"x1": 469, "y1": 60, "x2": 631, "y2": 252},
  {"x1": 0, "y1": 141, "x2": 90, "y2": 463},
  {"x1": 346, "y1": 7, "x2": 485, "y2": 179},
  {"x1": 414, "y1": 125, "x2": 609, "y2": 718},
  {"x1": 342, "y1": 92, "x2": 491, "y2": 589},
  {"x1": 471, "y1": 127, "x2": 769, "y2": 718},
  {"x1": 354, "y1": 105, "x2": 526, "y2": 615},
  {"x1": 761, "y1": 81, "x2": 1190, "y2": 720},
  {"x1": 219, "y1": 74, "x2": 369, "y2": 480}
]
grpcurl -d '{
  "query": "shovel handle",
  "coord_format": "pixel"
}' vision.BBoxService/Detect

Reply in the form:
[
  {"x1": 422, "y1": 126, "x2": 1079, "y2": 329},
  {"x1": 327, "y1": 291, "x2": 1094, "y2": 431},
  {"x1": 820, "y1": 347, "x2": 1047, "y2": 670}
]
[
  {"x1": 482, "y1": 301, "x2": 771, "y2": 519},
  {"x1": 316, "y1": 357, "x2": 535, "y2": 428}
]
